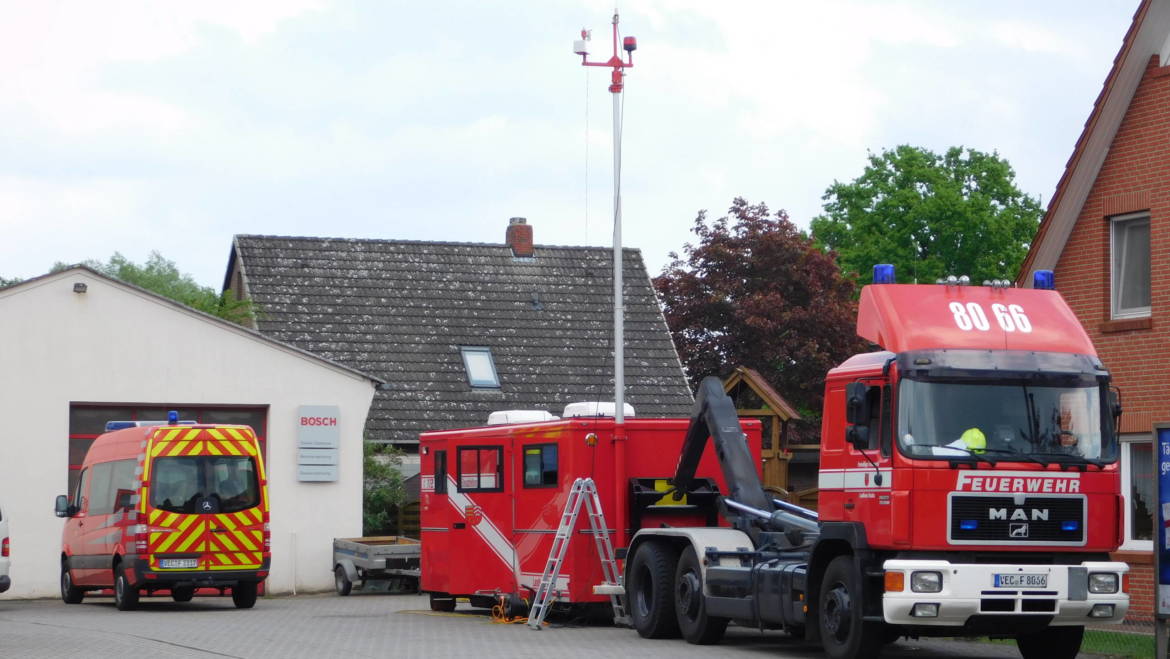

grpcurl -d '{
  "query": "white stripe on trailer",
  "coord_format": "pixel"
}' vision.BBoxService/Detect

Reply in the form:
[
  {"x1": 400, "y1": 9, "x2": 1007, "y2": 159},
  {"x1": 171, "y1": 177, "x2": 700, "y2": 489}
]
[
  {"x1": 444, "y1": 476, "x2": 519, "y2": 580},
  {"x1": 818, "y1": 468, "x2": 892, "y2": 490}
]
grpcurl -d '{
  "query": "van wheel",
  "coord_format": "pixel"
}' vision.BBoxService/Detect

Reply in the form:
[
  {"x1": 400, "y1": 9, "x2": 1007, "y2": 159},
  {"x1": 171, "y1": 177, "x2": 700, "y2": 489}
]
[
  {"x1": 429, "y1": 592, "x2": 456, "y2": 612},
  {"x1": 232, "y1": 581, "x2": 258, "y2": 609},
  {"x1": 335, "y1": 566, "x2": 352, "y2": 596},
  {"x1": 627, "y1": 541, "x2": 681, "y2": 639},
  {"x1": 171, "y1": 587, "x2": 195, "y2": 602},
  {"x1": 674, "y1": 545, "x2": 728, "y2": 644},
  {"x1": 114, "y1": 569, "x2": 139, "y2": 611},
  {"x1": 61, "y1": 561, "x2": 84, "y2": 604}
]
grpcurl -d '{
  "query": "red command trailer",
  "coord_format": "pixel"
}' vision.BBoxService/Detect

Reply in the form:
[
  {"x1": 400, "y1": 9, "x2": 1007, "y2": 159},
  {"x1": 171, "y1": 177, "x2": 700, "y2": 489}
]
[{"x1": 418, "y1": 414, "x2": 762, "y2": 614}]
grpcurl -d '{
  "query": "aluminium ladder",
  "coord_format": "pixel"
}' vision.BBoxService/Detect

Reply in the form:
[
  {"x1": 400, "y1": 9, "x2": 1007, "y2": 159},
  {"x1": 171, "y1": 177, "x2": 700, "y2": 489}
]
[{"x1": 527, "y1": 477, "x2": 629, "y2": 629}]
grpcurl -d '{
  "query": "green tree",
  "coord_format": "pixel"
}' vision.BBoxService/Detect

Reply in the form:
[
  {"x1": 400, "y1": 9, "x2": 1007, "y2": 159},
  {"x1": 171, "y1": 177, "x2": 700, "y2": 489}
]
[
  {"x1": 363, "y1": 443, "x2": 407, "y2": 535},
  {"x1": 654, "y1": 198, "x2": 864, "y2": 417},
  {"x1": 54, "y1": 252, "x2": 254, "y2": 325},
  {"x1": 811, "y1": 145, "x2": 1042, "y2": 286}
]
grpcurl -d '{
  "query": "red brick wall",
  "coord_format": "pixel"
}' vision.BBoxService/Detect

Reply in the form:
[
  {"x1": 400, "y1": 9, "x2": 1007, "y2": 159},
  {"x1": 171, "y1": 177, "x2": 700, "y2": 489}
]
[{"x1": 1056, "y1": 55, "x2": 1170, "y2": 621}]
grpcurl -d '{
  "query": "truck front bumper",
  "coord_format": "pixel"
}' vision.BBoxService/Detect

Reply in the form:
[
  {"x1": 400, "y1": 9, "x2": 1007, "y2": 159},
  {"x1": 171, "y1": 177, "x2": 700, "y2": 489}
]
[{"x1": 882, "y1": 559, "x2": 1129, "y2": 627}]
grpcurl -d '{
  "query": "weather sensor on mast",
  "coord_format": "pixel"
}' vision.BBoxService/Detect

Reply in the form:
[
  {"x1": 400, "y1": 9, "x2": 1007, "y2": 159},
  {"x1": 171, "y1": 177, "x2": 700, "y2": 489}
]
[{"x1": 575, "y1": 10, "x2": 636, "y2": 425}]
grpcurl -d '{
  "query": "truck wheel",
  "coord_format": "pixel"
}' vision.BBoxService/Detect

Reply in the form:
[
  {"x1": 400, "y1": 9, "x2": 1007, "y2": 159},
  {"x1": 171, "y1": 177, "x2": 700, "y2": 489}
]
[
  {"x1": 429, "y1": 592, "x2": 457, "y2": 612},
  {"x1": 171, "y1": 587, "x2": 194, "y2": 602},
  {"x1": 334, "y1": 566, "x2": 352, "y2": 596},
  {"x1": 627, "y1": 541, "x2": 681, "y2": 639},
  {"x1": 60, "y1": 561, "x2": 84, "y2": 604},
  {"x1": 818, "y1": 556, "x2": 880, "y2": 659},
  {"x1": 232, "y1": 581, "x2": 258, "y2": 609},
  {"x1": 674, "y1": 545, "x2": 728, "y2": 644},
  {"x1": 1016, "y1": 625, "x2": 1083, "y2": 659},
  {"x1": 114, "y1": 569, "x2": 139, "y2": 611}
]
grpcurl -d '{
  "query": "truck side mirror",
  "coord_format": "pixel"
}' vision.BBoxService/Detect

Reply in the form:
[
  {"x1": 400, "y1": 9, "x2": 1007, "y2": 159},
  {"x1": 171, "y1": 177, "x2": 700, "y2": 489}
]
[
  {"x1": 845, "y1": 382, "x2": 871, "y2": 425},
  {"x1": 54, "y1": 494, "x2": 73, "y2": 518},
  {"x1": 1108, "y1": 387, "x2": 1122, "y2": 421},
  {"x1": 847, "y1": 425, "x2": 871, "y2": 451}
]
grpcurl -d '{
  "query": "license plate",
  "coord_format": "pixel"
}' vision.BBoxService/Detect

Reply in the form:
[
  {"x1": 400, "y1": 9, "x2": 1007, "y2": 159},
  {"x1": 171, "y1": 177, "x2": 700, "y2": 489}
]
[
  {"x1": 994, "y1": 573, "x2": 1047, "y2": 588},
  {"x1": 159, "y1": 558, "x2": 198, "y2": 569}
]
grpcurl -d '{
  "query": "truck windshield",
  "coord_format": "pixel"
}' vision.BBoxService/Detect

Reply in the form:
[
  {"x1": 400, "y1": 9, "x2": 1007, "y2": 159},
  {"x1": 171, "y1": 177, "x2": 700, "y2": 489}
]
[
  {"x1": 150, "y1": 455, "x2": 260, "y2": 514},
  {"x1": 897, "y1": 379, "x2": 1115, "y2": 463}
]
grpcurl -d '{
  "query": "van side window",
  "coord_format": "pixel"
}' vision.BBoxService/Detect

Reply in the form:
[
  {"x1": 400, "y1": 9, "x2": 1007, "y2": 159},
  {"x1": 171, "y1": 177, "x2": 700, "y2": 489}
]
[
  {"x1": 88, "y1": 459, "x2": 137, "y2": 516},
  {"x1": 434, "y1": 450, "x2": 448, "y2": 495},
  {"x1": 73, "y1": 468, "x2": 90, "y2": 512},
  {"x1": 522, "y1": 444, "x2": 557, "y2": 487},
  {"x1": 457, "y1": 446, "x2": 503, "y2": 492}
]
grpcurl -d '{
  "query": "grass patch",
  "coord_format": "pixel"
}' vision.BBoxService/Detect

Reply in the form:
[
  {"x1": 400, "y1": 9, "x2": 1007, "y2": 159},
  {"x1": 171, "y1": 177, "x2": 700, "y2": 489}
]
[{"x1": 983, "y1": 629, "x2": 1154, "y2": 658}]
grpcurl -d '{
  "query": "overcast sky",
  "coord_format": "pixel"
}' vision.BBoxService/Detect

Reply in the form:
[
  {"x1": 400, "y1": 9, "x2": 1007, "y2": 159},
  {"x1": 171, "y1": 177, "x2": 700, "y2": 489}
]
[{"x1": 1, "y1": 1, "x2": 1139, "y2": 289}]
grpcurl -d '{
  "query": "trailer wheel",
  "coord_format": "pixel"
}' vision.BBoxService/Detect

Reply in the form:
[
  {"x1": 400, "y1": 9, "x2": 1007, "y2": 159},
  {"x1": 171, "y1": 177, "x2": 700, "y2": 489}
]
[
  {"x1": 334, "y1": 566, "x2": 352, "y2": 596},
  {"x1": 1016, "y1": 625, "x2": 1083, "y2": 659},
  {"x1": 627, "y1": 541, "x2": 681, "y2": 639},
  {"x1": 818, "y1": 556, "x2": 880, "y2": 659},
  {"x1": 674, "y1": 545, "x2": 728, "y2": 644},
  {"x1": 429, "y1": 592, "x2": 457, "y2": 612},
  {"x1": 232, "y1": 581, "x2": 258, "y2": 609},
  {"x1": 114, "y1": 568, "x2": 140, "y2": 611},
  {"x1": 60, "y1": 561, "x2": 84, "y2": 604}
]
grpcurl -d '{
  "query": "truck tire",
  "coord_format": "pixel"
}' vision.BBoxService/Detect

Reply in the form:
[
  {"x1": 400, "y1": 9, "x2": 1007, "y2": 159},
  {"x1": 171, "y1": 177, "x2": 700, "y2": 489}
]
[
  {"x1": 674, "y1": 545, "x2": 728, "y2": 644},
  {"x1": 335, "y1": 566, "x2": 352, "y2": 596},
  {"x1": 60, "y1": 561, "x2": 84, "y2": 604},
  {"x1": 627, "y1": 541, "x2": 681, "y2": 639},
  {"x1": 429, "y1": 592, "x2": 457, "y2": 612},
  {"x1": 818, "y1": 556, "x2": 881, "y2": 659},
  {"x1": 114, "y1": 569, "x2": 140, "y2": 611},
  {"x1": 232, "y1": 581, "x2": 258, "y2": 609},
  {"x1": 1016, "y1": 625, "x2": 1083, "y2": 659}
]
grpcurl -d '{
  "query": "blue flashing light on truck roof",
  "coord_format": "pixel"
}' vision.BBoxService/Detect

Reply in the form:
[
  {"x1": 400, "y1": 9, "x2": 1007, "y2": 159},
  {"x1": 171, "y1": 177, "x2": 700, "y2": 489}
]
[
  {"x1": 1034, "y1": 269, "x2": 1056, "y2": 290},
  {"x1": 873, "y1": 263, "x2": 896, "y2": 284}
]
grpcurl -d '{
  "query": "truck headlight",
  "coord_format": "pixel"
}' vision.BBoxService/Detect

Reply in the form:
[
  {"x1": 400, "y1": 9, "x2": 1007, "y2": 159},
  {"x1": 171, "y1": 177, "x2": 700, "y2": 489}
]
[
  {"x1": 911, "y1": 571, "x2": 942, "y2": 593},
  {"x1": 1089, "y1": 573, "x2": 1119, "y2": 594}
]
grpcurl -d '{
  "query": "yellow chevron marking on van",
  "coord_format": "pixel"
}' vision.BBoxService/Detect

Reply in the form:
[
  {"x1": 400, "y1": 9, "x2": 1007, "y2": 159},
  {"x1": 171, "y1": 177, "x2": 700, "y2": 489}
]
[
  {"x1": 175, "y1": 520, "x2": 204, "y2": 553},
  {"x1": 207, "y1": 428, "x2": 225, "y2": 441},
  {"x1": 183, "y1": 428, "x2": 202, "y2": 441},
  {"x1": 206, "y1": 442, "x2": 223, "y2": 456},
  {"x1": 158, "y1": 515, "x2": 198, "y2": 553}
]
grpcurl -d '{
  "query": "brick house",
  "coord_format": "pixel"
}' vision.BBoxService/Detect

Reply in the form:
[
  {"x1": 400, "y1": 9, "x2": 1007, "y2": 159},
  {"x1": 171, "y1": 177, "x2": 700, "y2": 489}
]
[
  {"x1": 1018, "y1": 0, "x2": 1170, "y2": 620},
  {"x1": 223, "y1": 218, "x2": 695, "y2": 460}
]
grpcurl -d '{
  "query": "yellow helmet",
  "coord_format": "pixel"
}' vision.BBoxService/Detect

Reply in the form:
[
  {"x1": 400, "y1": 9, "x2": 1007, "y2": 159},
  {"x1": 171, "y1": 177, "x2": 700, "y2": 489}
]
[{"x1": 961, "y1": 427, "x2": 987, "y2": 454}]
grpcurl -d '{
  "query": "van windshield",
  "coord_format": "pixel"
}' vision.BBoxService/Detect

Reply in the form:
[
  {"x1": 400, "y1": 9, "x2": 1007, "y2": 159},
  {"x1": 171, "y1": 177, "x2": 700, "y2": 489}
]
[{"x1": 150, "y1": 455, "x2": 260, "y2": 514}]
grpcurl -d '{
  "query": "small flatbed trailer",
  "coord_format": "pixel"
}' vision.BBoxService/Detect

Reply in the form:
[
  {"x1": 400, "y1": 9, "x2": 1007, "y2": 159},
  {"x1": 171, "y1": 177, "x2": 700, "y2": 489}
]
[{"x1": 332, "y1": 536, "x2": 421, "y2": 595}]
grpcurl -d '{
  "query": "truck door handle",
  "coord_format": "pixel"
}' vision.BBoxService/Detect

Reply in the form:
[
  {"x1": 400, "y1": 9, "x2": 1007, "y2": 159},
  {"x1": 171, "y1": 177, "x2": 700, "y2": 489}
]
[
  {"x1": 453, "y1": 523, "x2": 466, "y2": 529},
  {"x1": 844, "y1": 502, "x2": 855, "y2": 510}
]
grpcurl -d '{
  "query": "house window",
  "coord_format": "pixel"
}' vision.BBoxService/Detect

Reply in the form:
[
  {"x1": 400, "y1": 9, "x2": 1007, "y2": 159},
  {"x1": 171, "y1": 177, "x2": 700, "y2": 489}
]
[
  {"x1": 460, "y1": 347, "x2": 500, "y2": 388},
  {"x1": 1121, "y1": 435, "x2": 1153, "y2": 550},
  {"x1": 1111, "y1": 212, "x2": 1150, "y2": 319},
  {"x1": 457, "y1": 446, "x2": 503, "y2": 492},
  {"x1": 523, "y1": 444, "x2": 558, "y2": 487}
]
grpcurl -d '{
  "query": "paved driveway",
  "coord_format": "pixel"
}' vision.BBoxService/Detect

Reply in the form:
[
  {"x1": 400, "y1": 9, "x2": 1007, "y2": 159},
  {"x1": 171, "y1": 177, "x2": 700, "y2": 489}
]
[{"x1": 0, "y1": 591, "x2": 1101, "y2": 658}]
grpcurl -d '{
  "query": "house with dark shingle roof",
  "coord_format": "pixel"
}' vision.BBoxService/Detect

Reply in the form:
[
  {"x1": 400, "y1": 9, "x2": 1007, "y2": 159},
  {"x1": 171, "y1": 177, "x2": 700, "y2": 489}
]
[{"x1": 223, "y1": 218, "x2": 695, "y2": 449}]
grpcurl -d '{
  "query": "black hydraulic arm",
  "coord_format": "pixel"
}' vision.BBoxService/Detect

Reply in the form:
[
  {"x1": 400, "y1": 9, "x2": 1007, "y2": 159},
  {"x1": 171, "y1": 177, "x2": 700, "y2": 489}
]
[{"x1": 672, "y1": 376, "x2": 774, "y2": 513}]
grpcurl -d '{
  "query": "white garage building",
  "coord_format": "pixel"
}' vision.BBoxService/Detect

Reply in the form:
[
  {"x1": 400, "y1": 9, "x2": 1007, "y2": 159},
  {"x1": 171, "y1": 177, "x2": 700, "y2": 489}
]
[{"x1": 0, "y1": 267, "x2": 379, "y2": 598}]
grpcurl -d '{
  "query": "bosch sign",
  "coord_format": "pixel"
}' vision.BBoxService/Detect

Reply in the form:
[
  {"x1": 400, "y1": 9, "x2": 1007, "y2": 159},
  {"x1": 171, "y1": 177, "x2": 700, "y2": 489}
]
[{"x1": 301, "y1": 416, "x2": 337, "y2": 427}]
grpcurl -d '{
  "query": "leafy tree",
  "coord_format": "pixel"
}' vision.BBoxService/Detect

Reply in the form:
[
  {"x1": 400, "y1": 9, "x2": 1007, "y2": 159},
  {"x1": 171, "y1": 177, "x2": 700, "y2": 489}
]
[
  {"x1": 811, "y1": 145, "x2": 1042, "y2": 286},
  {"x1": 54, "y1": 252, "x2": 254, "y2": 325},
  {"x1": 363, "y1": 443, "x2": 407, "y2": 535},
  {"x1": 654, "y1": 198, "x2": 865, "y2": 416},
  {"x1": 0, "y1": 276, "x2": 19, "y2": 289}
]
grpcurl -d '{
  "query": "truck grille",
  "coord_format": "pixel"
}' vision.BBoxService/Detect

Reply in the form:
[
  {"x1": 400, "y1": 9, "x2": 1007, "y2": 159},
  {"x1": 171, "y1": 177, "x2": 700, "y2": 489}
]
[{"x1": 948, "y1": 495, "x2": 1085, "y2": 545}]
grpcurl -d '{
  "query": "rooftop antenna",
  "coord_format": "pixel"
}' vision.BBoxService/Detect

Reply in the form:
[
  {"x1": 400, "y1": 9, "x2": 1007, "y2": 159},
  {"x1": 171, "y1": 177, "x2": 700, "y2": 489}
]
[{"x1": 575, "y1": 9, "x2": 636, "y2": 426}]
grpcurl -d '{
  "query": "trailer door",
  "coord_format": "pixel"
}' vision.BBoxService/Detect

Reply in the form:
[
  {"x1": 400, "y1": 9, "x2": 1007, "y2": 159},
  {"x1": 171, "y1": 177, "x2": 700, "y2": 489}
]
[
  {"x1": 420, "y1": 443, "x2": 450, "y2": 593},
  {"x1": 449, "y1": 444, "x2": 515, "y2": 594}
]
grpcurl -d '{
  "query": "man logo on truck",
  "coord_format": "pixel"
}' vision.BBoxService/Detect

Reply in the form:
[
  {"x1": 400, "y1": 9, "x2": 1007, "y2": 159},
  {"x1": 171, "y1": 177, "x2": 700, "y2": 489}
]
[{"x1": 990, "y1": 507, "x2": 1050, "y2": 521}]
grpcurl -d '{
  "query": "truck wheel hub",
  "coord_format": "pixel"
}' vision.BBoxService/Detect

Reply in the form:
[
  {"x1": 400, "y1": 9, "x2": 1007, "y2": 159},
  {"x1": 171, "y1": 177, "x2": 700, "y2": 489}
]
[
  {"x1": 677, "y1": 571, "x2": 701, "y2": 617},
  {"x1": 823, "y1": 585, "x2": 852, "y2": 640}
]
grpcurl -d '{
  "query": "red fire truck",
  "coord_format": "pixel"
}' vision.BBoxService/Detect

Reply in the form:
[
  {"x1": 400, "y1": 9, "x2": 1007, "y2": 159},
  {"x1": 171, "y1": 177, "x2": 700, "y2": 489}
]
[{"x1": 418, "y1": 413, "x2": 761, "y2": 615}]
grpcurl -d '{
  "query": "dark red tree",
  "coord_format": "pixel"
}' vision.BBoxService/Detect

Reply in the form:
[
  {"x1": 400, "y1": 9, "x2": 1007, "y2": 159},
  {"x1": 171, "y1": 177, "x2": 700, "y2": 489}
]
[{"x1": 653, "y1": 198, "x2": 865, "y2": 415}]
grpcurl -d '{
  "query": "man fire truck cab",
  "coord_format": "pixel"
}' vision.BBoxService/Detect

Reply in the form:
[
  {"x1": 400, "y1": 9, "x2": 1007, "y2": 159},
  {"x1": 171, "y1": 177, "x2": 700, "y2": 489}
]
[
  {"x1": 622, "y1": 266, "x2": 1128, "y2": 659},
  {"x1": 55, "y1": 413, "x2": 270, "y2": 610}
]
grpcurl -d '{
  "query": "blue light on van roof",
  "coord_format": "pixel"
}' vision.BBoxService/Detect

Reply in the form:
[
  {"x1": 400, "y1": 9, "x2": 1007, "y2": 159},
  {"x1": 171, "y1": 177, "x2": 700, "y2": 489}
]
[
  {"x1": 168, "y1": 410, "x2": 179, "y2": 424},
  {"x1": 960, "y1": 519, "x2": 978, "y2": 531},
  {"x1": 1061, "y1": 520, "x2": 1080, "y2": 532},
  {"x1": 105, "y1": 421, "x2": 138, "y2": 431},
  {"x1": 1033, "y1": 269, "x2": 1055, "y2": 290},
  {"x1": 873, "y1": 264, "x2": 896, "y2": 284}
]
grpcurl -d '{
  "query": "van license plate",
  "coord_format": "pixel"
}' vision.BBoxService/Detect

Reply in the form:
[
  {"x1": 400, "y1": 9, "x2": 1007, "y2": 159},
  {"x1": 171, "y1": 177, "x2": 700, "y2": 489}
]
[
  {"x1": 994, "y1": 573, "x2": 1046, "y2": 588},
  {"x1": 160, "y1": 559, "x2": 198, "y2": 569}
]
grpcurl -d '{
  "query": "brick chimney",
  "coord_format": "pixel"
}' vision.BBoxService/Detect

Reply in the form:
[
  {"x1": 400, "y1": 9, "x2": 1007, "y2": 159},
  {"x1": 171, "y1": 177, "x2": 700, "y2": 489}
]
[{"x1": 506, "y1": 217, "x2": 534, "y2": 257}]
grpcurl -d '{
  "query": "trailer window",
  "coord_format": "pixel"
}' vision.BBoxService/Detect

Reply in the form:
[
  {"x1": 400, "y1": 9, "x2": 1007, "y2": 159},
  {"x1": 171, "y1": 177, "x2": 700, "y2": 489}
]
[
  {"x1": 523, "y1": 444, "x2": 557, "y2": 487},
  {"x1": 434, "y1": 450, "x2": 448, "y2": 494},
  {"x1": 458, "y1": 446, "x2": 503, "y2": 492}
]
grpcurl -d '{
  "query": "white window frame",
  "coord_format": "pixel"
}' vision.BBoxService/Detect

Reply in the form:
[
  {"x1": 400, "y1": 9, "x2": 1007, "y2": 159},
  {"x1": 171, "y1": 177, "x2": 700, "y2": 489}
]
[
  {"x1": 460, "y1": 346, "x2": 500, "y2": 389},
  {"x1": 1120, "y1": 433, "x2": 1153, "y2": 551},
  {"x1": 1110, "y1": 211, "x2": 1151, "y2": 320}
]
